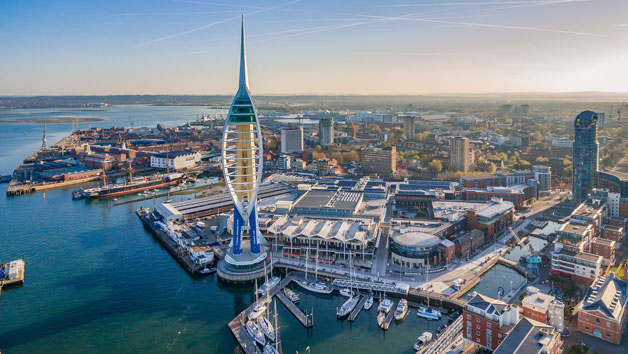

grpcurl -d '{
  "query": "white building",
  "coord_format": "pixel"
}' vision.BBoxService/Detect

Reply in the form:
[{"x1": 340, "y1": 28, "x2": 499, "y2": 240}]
[
  {"x1": 533, "y1": 166, "x2": 552, "y2": 192},
  {"x1": 150, "y1": 151, "x2": 201, "y2": 170},
  {"x1": 277, "y1": 154, "x2": 291, "y2": 170},
  {"x1": 280, "y1": 126, "x2": 304, "y2": 153}
]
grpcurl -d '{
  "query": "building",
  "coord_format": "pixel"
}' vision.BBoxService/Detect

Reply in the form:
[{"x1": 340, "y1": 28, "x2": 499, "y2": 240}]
[
  {"x1": 597, "y1": 111, "x2": 606, "y2": 129},
  {"x1": 533, "y1": 165, "x2": 552, "y2": 193},
  {"x1": 460, "y1": 170, "x2": 536, "y2": 189},
  {"x1": 550, "y1": 247, "x2": 602, "y2": 285},
  {"x1": 280, "y1": 126, "x2": 304, "y2": 153},
  {"x1": 81, "y1": 153, "x2": 115, "y2": 171},
  {"x1": 465, "y1": 199, "x2": 515, "y2": 239},
  {"x1": 277, "y1": 154, "x2": 291, "y2": 170},
  {"x1": 452, "y1": 229, "x2": 485, "y2": 258},
  {"x1": 318, "y1": 117, "x2": 334, "y2": 146},
  {"x1": 360, "y1": 146, "x2": 397, "y2": 175},
  {"x1": 393, "y1": 180, "x2": 456, "y2": 213},
  {"x1": 291, "y1": 188, "x2": 363, "y2": 217},
  {"x1": 577, "y1": 273, "x2": 628, "y2": 344},
  {"x1": 591, "y1": 188, "x2": 621, "y2": 217},
  {"x1": 464, "y1": 181, "x2": 537, "y2": 209},
  {"x1": 572, "y1": 111, "x2": 599, "y2": 203},
  {"x1": 402, "y1": 116, "x2": 416, "y2": 140},
  {"x1": 521, "y1": 287, "x2": 565, "y2": 332},
  {"x1": 150, "y1": 151, "x2": 201, "y2": 170},
  {"x1": 450, "y1": 136, "x2": 473, "y2": 172},
  {"x1": 597, "y1": 170, "x2": 628, "y2": 198},
  {"x1": 493, "y1": 317, "x2": 563, "y2": 354},
  {"x1": 463, "y1": 293, "x2": 519, "y2": 351},
  {"x1": 590, "y1": 237, "x2": 616, "y2": 266}
]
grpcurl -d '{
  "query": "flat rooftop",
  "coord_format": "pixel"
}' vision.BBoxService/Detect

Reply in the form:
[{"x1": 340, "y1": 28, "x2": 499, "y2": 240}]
[
  {"x1": 559, "y1": 221, "x2": 590, "y2": 236},
  {"x1": 293, "y1": 189, "x2": 362, "y2": 212}
]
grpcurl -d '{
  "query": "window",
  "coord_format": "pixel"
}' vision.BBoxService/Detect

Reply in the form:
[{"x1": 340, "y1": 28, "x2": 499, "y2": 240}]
[
  {"x1": 467, "y1": 314, "x2": 472, "y2": 320},
  {"x1": 476, "y1": 331, "x2": 480, "y2": 336},
  {"x1": 487, "y1": 322, "x2": 492, "y2": 329},
  {"x1": 607, "y1": 333, "x2": 610, "y2": 338},
  {"x1": 596, "y1": 318, "x2": 600, "y2": 324},
  {"x1": 607, "y1": 321, "x2": 611, "y2": 328},
  {"x1": 586, "y1": 315, "x2": 589, "y2": 321},
  {"x1": 498, "y1": 333, "x2": 502, "y2": 338},
  {"x1": 476, "y1": 318, "x2": 480, "y2": 323},
  {"x1": 476, "y1": 338, "x2": 480, "y2": 343},
  {"x1": 476, "y1": 325, "x2": 480, "y2": 329},
  {"x1": 498, "y1": 340, "x2": 502, "y2": 344}
]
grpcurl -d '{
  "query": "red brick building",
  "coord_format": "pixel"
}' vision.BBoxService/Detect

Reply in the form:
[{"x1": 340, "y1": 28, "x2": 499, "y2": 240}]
[
  {"x1": 590, "y1": 237, "x2": 616, "y2": 266},
  {"x1": 464, "y1": 183, "x2": 537, "y2": 209},
  {"x1": 466, "y1": 203, "x2": 514, "y2": 239},
  {"x1": 577, "y1": 273, "x2": 628, "y2": 344},
  {"x1": 520, "y1": 287, "x2": 565, "y2": 332},
  {"x1": 493, "y1": 317, "x2": 563, "y2": 354},
  {"x1": 600, "y1": 224, "x2": 624, "y2": 242},
  {"x1": 463, "y1": 293, "x2": 519, "y2": 351}
]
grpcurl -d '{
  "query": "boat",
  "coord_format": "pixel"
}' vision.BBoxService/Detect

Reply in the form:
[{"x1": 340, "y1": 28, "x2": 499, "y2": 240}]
[
  {"x1": 339, "y1": 288, "x2": 355, "y2": 297},
  {"x1": 263, "y1": 344, "x2": 279, "y2": 354},
  {"x1": 378, "y1": 299, "x2": 393, "y2": 314},
  {"x1": 364, "y1": 295, "x2": 373, "y2": 310},
  {"x1": 413, "y1": 331, "x2": 433, "y2": 351},
  {"x1": 417, "y1": 263, "x2": 442, "y2": 320},
  {"x1": 283, "y1": 288, "x2": 300, "y2": 303},
  {"x1": 249, "y1": 302, "x2": 266, "y2": 320},
  {"x1": 73, "y1": 173, "x2": 184, "y2": 199},
  {"x1": 112, "y1": 198, "x2": 118, "y2": 201},
  {"x1": 337, "y1": 296, "x2": 359, "y2": 318},
  {"x1": 257, "y1": 316, "x2": 275, "y2": 342},
  {"x1": 417, "y1": 306, "x2": 442, "y2": 320},
  {"x1": 377, "y1": 311, "x2": 386, "y2": 328},
  {"x1": 199, "y1": 267, "x2": 216, "y2": 275},
  {"x1": 245, "y1": 321, "x2": 266, "y2": 346},
  {"x1": 394, "y1": 299, "x2": 408, "y2": 321},
  {"x1": 296, "y1": 279, "x2": 334, "y2": 294},
  {"x1": 257, "y1": 276, "x2": 280, "y2": 296}
]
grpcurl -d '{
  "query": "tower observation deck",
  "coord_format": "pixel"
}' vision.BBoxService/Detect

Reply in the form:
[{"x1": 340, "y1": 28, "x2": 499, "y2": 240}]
[{"x1": 221, "y1": 17, "x2": 265, "y2": 264}]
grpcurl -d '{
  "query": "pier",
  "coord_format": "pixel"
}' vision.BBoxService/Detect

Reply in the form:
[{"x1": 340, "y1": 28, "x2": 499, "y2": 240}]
[
  {"x1": 419, "y1": 314, "x2": 463, "y2": 354},
  {"x1": 276, "y1": 291, "x2": 313, "y2": 328},
  {"x1": 0, "y1": 259, "x2": 25, "y2": 299},
  {"x1": 348, "y1": 295, "x2": 367, "y2": 322},
  {"x1": 380, "y1": 301, "x2": 396, "y2": 330}
]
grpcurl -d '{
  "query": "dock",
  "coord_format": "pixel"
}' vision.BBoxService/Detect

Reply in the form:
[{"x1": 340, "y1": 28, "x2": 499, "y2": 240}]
[
  {"x1": 380, "y1": 302, "x2": 396, "y2": 330},
  {"x1": 0, "y1": 259, "x2": 25, "y2": 298},
  {"x1": 276, "y1": 291, "x2": 313, "y2": 327},
  {"x1": 419, "y1": 314, "x2": 463, "y2": 354},
  {"x1": 348, "y1": 295, "x2": 367, "y2": 322}
]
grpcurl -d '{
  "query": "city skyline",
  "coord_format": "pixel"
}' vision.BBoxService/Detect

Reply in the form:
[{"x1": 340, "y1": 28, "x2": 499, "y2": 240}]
[{"x1": 2, "y1": 0, "x2": 628, "y2": 95}]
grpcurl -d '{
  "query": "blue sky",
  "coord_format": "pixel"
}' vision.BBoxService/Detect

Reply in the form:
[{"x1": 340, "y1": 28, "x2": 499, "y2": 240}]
[{"x1": 1, "y1": 0, "x2": 627, "y2": 95}]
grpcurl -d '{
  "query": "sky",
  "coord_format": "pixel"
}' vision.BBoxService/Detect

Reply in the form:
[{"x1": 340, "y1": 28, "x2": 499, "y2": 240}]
[{"x1": 1, "y1": 0, "x2": 628, "y2": 95}]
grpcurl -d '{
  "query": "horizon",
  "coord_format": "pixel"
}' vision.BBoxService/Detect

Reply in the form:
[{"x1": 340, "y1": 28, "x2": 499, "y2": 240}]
[{"x1": 2, "y1": 0, "x2": 628, "y2": 96}]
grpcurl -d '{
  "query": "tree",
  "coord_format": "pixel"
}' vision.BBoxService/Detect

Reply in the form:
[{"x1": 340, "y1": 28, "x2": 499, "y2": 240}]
[
  {"x1": 497, "y1": 152, "x2": 508, "y2": 161},
  {"x1": 428, "y1": 159, "x2": 443, "y2": 173}
]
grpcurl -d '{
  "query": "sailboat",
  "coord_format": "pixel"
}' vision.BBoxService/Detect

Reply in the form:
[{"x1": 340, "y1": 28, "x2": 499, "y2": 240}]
[
  {"x1": 296, "y1": 243, "x2": 333, "y2": 294},
  {"x1": 263, "y1": 300, "x2": 281, "y2": 354},
  {"x1": 246, "y1": 321, "x2": 266, "y2": 346},
  {"x1": 417, "y1": 264, "x2": 442, "y2": 320},
  {"x1": 336, "y1": 251, "x2": 359, "y2": 318}
]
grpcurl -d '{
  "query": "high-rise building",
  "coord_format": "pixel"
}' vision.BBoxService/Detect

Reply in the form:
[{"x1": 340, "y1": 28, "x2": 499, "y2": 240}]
[
  {"x1": 360, "y1": 146, "x2": 397, "y2": 175},
  {"x1": 597, "y1": 112, "x2": 606, "y2": 129},
  {"x1": 221, "y1": 17, "x2": 264, "y2": 256},
  {"x1": 319, "y1": 117, "x2": 334, "y2": 146},
  {"x1": 572, "y1": 111, "x2": 599, "y2": 203},
  {"x1": 533, "y1": 166, "x2": 551, "y2": 193},
  {"x1": 450, "y1": 136, "x2": 473, "y2": 172},
  {"x1": 402, "y1": 116, "x2": 416, "y2": 140},
  {"x1": 280, "y1": 126, "x2": 303, "y2": 153}
]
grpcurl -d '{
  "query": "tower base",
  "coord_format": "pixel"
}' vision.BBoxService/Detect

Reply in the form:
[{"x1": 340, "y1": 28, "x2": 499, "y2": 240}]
[{"x1": 217, "y1": 243, "x2": 270, "y2": 283}]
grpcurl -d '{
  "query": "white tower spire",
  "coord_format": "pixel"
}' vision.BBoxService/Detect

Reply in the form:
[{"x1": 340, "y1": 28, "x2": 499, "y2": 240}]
[{"x1": 239, "y1": 15, "x2": 249, "y2": 89}]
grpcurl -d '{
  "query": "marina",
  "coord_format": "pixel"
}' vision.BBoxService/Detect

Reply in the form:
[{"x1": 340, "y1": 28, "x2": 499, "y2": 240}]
[{"x1": 348, "y1": 294, "x2": 369, "y2": 322}]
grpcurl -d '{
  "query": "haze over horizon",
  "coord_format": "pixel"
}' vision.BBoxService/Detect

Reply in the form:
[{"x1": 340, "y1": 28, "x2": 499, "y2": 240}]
[{"x1": 2, "y1": 0, "x2": 627, "y2": 96}]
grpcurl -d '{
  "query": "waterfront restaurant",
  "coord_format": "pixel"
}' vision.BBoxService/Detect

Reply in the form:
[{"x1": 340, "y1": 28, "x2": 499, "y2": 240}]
[{"x1": 266, "y1": 215, "x2": 379, "y2": 264}]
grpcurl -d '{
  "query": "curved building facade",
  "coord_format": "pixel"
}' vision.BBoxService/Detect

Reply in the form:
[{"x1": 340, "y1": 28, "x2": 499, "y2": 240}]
[
  {"x1": 390, "y1": 231, "x2": 449, "y2": 268},
  {"x1": 572, "y1": 111, "x2": 599, "y2": 203}
]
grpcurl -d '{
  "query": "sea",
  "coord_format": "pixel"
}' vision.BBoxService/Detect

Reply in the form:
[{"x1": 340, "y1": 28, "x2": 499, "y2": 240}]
[{"x1": 0, "y1": 106, "x2": 445, "y2": 353}]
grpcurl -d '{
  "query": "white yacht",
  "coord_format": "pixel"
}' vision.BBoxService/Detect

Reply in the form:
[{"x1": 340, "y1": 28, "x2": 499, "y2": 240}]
[
  {"x1": 339, "y1": 288, "x2": 355, "y2": 297},
  {"x1": 417, "y1": 306, "x2": 442, "y2": 320},
  {"x1": 364, "y1": 295, "x2": 373, "y2": 310},
  {"x1": 257, "y1": 316, "x2": 275, "y2": 342},
  {"x1": 257, "y1": 277, "x2": 280, "y2": 296},
  {"x1": 413, "y1": 331, "x2": 433, "y2": 350},
  {"x1": 394, "y1": 299, "x2": 408, "y2": 321},
  {"x1": 248, "y1": 302, "x2": 266, "y2": 320},
  {"x1": 246, "y1": 321, "x2": 266, "y2": 346},
  {"x1": 295, "y1": 279, "x2": 333, "y2": 294},
  {"x1": 263, "y1": 344, "x2": 279, "y2": 354},
  {"x1": 283, "y1": 288, "x2": 300, "y2": 304},
  {"x1": 336, "y1": 296, "x2": 359, "y2": 318},
  {"x1": 378, "y1": 299, "x2": 393, "y2": 314}
]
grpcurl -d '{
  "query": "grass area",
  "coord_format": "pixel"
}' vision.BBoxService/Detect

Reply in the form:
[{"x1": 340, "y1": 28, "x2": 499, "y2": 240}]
[{"x1": 611, "y1": 263, "x2": 624, "y2": 280}]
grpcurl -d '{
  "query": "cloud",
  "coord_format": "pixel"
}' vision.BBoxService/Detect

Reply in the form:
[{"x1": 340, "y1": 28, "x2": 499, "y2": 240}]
[{"x1": 135, "y1": 0, "x2": 301, "y2": 47}]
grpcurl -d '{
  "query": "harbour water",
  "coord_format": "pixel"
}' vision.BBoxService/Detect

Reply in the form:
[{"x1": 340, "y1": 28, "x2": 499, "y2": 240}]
[
  {"x1": 503, "y1": 236, "x2": 549, "y2": 263},
  {"x1": 0, "y1": 106, "x2": 441, "y2": 353},
  {"x1": 463, "y1": 264, "x2": 527, "y2": 300}
]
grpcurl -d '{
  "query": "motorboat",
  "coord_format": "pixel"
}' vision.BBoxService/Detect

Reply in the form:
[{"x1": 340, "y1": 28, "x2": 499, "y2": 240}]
[
  {"x1": 257, "y1": 316, "x2": 275, "y2": 342},
  {"x1": 283, "y1": 288, "x2": 300, "y2": 304},
  {"x1": 249, "y1": 302, "x2": 266, "y2": 320},
  {"x1": 364, "y1": 295, "x2": 373, "y2": 310},
  {"x1": 339, "y1": 288, "x2": 355, "y2": 297},
  {"x1": 336, "y1": 296, "x2": 359, "y2": 318},
  {"x1": 263, "y1": 344, "x2": 279, "y2": 354},
  {"x1": 295, "y1": 279, "x2": 333, "y2": 294},
  {"x1": 378, "y1": 299, "x2": 393, "y2": 314},
  {"x1": 257, "y1": 277, "x2": 280, "y2": 296},
  {"x1": 413, "y1": 331, "x2": 433, "y2": 350},
  {"x1": 246, "y1": 321, "x2": 266, "y2": 347},
  {"x1": 377, "y1": 311, "x2": 388, "y2": 329},
  {"x1": 199, "y1": 267, "x2": 216, "y2": 275},
  {"x1": 394, "y1": 299, "x2": 408, "y2": 321},
  {"x1": 417, "y1": 306, "x2": 442, "y2": 320}
]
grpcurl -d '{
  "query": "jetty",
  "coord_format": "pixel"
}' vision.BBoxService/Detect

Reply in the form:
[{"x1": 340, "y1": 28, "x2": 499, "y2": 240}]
[
  {"x1": 348, "y1": 295, "x2": 367, "y2": 322},
  {"x1": 419, "y1": 315, "x2": 463, "y2": 354},
  {"x1": 0, "y1": 259, "x2": 25, "y2": 298},
  {"x1": 380, "y1": 301, "x2": 396, "y2": 330}
]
